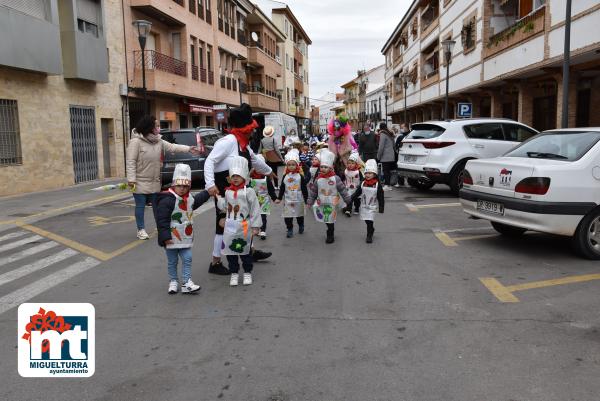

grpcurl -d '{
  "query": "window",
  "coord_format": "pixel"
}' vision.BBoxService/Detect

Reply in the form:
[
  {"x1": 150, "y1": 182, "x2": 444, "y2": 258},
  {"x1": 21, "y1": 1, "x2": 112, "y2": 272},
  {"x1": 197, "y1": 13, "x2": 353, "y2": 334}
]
[
  {"x1": 0, "y1": 99, "x2": 22, "y2": 166},
  {"x1": 198, "y1": 42, "x2": 205, "y2": 68},
  {"x1": 463, "y1": 123, "x2": 504, "y2": 140},
  {"x1": 189, "y1": 0, "x2": 195, "y2": 14},
  {"x1": 198, "y1": 0, "x2": 204, "y2": 19},
  {"x1": 76, "y1": 0, "x2": 101, "y2": 37},
  {"x1": 77, "y1": 19, "x2": 98, "y2": 37},
  {"x1": 207, "y1": 45, "x2": 213, "y2": 71},
  {"x1": 506, "y1": 131, "x2": 600, "y2": 161},
  {"x1": 421, "y1": 0, "x2": 439, "y2": 32},
  {"x1": 405, "y1": 123, "x2": 445, "y2": 140},
  {"x1": 461, "y1": 17, "x2": 476, "y2": 52},
  {"x1": 503, "y1": 124, "x2": 537, "y2": 142},
  {"x1": 421, "y1": 42, "x2": 439, "y2": 80}
]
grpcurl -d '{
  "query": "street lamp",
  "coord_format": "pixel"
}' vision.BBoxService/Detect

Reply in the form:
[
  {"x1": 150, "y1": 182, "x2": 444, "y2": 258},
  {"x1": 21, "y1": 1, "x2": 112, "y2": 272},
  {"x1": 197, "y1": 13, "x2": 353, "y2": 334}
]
[
  {"x1": 234, "y1": 68, "x2": 246, "y2": 106},
  {"x1": 402, "y1": 72, "x2": 410, "y2": 124},
  {"x1": 561, "y1": 0, "x2": 572, "y2": 128},
  {"x1": 441, "y1": 39, "x2": 456, "y2": 120},
  {"x1": 132, "y1": 20, "x2": 152, "y2": 114},
  {"x1": 382, "y1": 88, "x2": 389, "y2": 125}
]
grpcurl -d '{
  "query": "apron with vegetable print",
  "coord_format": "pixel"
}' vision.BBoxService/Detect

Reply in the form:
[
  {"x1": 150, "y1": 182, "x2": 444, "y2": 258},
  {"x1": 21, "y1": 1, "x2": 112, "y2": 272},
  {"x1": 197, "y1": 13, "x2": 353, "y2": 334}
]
[
  {"x1": 222, "y1": 188, "x2": 252, "y2": 256},
  {"x1": 312, "y1": 177, "x2": 340, "y2": 224},
  {"x1": 282, "y1": 173, "x2": 305, "y2": 218},
  {"x1": 344, "y1": 169, "x2": 360, "y2": 197},
  {"x1": 167, "y1": 189, "x2": 195, "y2": 249},
  {"x1": 359, "y1": 183, "x2": 379, "y2": 221},
  {"x1": 250, "y1": 177, "x2": 271, "y2": 215}
]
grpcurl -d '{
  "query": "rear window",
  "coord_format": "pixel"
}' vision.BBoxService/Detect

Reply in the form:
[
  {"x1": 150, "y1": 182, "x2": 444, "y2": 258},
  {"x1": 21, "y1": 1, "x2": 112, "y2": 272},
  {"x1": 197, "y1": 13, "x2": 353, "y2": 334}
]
[
  {"x1": 463, "y1": 123, "x2": 504, "y2": 140},
  {"x1": 505, "y1": 131, "x2": 600, "y2": 161},
  {"x1": 405, "y1": 124, "x2": 445, "y2": 140},
  {"x1": 161, "y1": 130, "x2": 223, "y2": 160}
]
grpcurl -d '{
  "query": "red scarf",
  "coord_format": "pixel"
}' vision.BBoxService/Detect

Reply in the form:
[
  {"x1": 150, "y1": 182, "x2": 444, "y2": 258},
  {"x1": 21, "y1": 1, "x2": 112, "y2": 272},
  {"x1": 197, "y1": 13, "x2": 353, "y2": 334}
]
[
  {"x1": 226, "y1": 182, "x2": 246, "y2": 199},
  {"x1": 363, "y1": 177, "x2": 379, "y2": 187},
  {"x1": 285, "y1": 167, "x2": 304, "y2": 176},
  {"x1": 318, "y1": 170, "x2": 336, "y2": 179},
  {"x1": 250, "y1": 171, "x2": 265, "y2": 180},
  {"x1": 346, "y1": 164, "x2": 360, "y2": 171},
  {"x1": 228, "y1": 119, "x2": 258, "y2": 150}
]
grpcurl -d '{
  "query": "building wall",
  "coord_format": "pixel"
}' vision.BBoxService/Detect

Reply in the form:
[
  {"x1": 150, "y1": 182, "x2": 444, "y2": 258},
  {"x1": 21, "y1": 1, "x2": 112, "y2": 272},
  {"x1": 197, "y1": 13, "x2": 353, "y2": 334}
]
[{"x1": 0, "y1": 0, "x2": 126, "y2": 196}]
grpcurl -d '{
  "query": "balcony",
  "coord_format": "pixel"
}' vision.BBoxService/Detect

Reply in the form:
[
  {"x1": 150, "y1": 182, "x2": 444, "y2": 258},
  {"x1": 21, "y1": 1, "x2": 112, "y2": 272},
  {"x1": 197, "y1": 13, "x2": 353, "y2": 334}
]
[
  {"x1": 246, "y1": 86, "x2": 279, "y2": 111},
  {"x1": 200, "y1": 67, "x2": 207, "y2": 83},
  {"x1": 294, "y1": 73, "x2": 304, "y2": 92},
  {"x1": 420, "y1": 0, "x2": 439, "y2": 39},
  {"x1": 134, "y1": 50, "x2": 186, "y2": 76},
  {"x1": 130, "y1": 0, "x2": 186, "y2": 27},
  {"x1": 247, "y1": 47, "x2": 281, "y2": 69},
  {"x1": 294, "y1": 46, "x2": 303, "y2": 63},
  {"x1": 485, "y1": 5, "x2": 546, "y2": 58}
]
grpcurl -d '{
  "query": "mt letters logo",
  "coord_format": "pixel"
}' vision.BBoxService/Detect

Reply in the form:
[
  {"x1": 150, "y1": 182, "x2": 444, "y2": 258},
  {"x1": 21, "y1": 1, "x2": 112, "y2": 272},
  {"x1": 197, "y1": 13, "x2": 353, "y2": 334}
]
[{"x1": 18, "y1": 303, "x2": 95, "y2": 377}]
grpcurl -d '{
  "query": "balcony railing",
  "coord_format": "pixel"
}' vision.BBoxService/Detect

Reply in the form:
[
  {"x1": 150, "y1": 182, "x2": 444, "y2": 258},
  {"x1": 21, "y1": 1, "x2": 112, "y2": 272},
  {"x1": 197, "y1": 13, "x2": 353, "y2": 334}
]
[
  {"x1": 485, "y1": 5, "x2": 545, "y2": 58},
  {"x1": 200, "y1": 67, "x2": 207, "y2": 83},
  {"x1": 220, "y1": 74, "x2": 226, "y2": 88},
  {"x1": 191, "y1": 64, "x2": 199, "y2": 80},
  {"x1": 134, "y1": 50, "x2": 187, "y2": 77},
  {"x1": 237, "y1": 30, "x2": 246, "y2": 45},
  {"x1": 208, "y1": 70, "x2": 214, "y2": 85}
]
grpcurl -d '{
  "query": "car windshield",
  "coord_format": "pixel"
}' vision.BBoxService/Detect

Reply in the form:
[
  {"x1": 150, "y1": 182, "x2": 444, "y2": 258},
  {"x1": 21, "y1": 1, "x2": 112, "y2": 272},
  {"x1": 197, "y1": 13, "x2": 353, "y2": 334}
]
[
  {"x1": 505, "y1": 131, "x2": 600, "y2": 161},
  {"x1": 405, "y1": 124, "x2": 445, "y2": 140},
  {"x1": 161, "y1": 130, "x2": 222, "y2": 160}
]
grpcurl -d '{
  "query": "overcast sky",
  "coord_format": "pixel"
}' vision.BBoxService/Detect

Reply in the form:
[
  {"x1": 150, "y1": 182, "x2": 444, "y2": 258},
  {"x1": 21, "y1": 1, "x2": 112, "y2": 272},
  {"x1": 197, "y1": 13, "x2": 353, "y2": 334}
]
[{"x1": 254, "y1": 0, "x2": 412, "y2": 103}]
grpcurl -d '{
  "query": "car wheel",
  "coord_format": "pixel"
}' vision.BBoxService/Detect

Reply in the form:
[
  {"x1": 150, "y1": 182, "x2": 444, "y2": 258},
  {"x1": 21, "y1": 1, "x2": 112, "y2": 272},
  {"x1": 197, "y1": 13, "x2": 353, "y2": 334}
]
[
  {"x1": 491, "y1": 221, "x2": 527, "y2": 237},
  {"x1": 572, "y1": 209, "x2": 600, "y2": 260},
  {"x1": 449, "y1": 161, "x2": 468, "y2": 195},
  {"x1": 407, "y1": 178, "x2": 435, "y2": 191}
]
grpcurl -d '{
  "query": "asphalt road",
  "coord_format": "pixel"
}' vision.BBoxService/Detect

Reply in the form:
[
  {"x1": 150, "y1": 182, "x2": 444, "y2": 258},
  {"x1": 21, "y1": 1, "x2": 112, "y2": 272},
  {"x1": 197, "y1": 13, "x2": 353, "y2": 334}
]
[{"x1": 1, "y1": 184, "x2": 599, "y2": 401}]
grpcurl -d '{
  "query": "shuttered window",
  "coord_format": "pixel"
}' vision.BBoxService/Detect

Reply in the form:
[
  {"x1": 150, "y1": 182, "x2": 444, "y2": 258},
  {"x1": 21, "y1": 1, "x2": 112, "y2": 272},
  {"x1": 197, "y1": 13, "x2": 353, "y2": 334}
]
[
  {"x1": 76, "y1": 0, "x2": 100, "y2": 25},
  {"x1": 0, "y1": 99, "x2": 23, "y2": 166},
  {"x1": 0, "y1": 0, "x2": 48, "y2": 20}
]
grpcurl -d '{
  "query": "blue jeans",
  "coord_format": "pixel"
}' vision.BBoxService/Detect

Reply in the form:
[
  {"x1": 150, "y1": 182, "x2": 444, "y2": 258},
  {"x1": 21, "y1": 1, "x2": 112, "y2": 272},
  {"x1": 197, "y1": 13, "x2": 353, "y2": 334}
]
[
  {"x1": 133, "y1": 193, "x2": 157, "y2": 230},
  {"x1": 166, "y1": 247, "x2": 193, "y2": 283}
]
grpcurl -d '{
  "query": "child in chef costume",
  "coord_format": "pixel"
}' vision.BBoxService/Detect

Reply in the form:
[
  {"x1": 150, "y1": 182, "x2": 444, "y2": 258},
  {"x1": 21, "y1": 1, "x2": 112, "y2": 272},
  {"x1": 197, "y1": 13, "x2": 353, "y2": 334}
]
[
  {"x1": 216, "y1": 156, "x2": 262, "y2": 286},
  {"x1": 346, "y1": 159, "x2": 385, "y2": 243},
  {"x1": 156, "y1": 164, "x2": 211, "y2": 294},
  {"x1": 343, "y1": 152, "x2": 364, "y2": 217},
  {"x1": 249, "y1": 154, "x2": 277, "y2": 240},
  {"x1": 275, "y1": 149, "x2": 308, "y2": 238},
  {"x1": 307, "y1": 149, "x2": 352, "y2": 244}
]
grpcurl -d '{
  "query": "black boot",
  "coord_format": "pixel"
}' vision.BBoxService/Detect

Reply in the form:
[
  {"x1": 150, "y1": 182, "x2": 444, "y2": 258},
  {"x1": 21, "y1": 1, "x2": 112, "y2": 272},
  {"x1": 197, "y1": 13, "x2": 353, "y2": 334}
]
[
  {"x1": 326, "y1": 225, "x2": 335, "y2": 244},
  {"x1": 208, "y1": 261, "x2": 229, "y2": 275},
  {"x1": 366, "y1": 224, "x2": 374, "y2": 244},
  {"x1": 252, "y1": 249, "x2": 272, "y2": 262}
]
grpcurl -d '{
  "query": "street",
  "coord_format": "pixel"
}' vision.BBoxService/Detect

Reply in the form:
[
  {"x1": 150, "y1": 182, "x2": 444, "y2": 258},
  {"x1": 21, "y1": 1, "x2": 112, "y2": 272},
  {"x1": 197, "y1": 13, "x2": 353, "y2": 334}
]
[{"x1": 1, "y1": 183, "x2": 600, "y2": 401}]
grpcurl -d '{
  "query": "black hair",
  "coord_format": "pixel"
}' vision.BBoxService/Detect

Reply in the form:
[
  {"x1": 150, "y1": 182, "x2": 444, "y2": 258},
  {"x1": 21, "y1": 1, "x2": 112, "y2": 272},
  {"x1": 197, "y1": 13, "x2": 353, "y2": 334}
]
[
  {"x1": 379, "y1": 122, "x2": 388, "y2": 130},
  {"x1": 135, "y1": 115, "x2": 157, "y2": 136}
]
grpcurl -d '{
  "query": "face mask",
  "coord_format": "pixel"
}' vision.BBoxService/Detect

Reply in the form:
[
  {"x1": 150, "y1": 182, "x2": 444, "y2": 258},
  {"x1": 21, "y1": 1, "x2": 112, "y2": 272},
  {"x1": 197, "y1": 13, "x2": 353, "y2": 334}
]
[{"x1": 153, "y1": 127, "x2": 161, "y2": 135}]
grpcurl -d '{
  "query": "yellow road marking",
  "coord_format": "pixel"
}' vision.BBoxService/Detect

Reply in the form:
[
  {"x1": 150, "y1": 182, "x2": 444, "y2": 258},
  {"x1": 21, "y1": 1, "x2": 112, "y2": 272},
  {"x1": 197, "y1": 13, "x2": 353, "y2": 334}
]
[
  {"x1": 87, "y1": 215, "x2": 136, "y2": 226},
  {"x1": 433, "y1": 230, "x2": 458, "y2": 247},
  {"x1": 0, "y1": 192, "x2": 130, "y2": 225},
  {"x1": 481, "y1": 273, "x2": 600, "y2": 303},
  {"x1": 17, "y1": 223, "x2": 155, "y2": 262},
  {"x1": 454, "y1": 234, "x2": 498, "y2": 241},
  {"x1": 406, "y1": 202, "x2": 461, "y2": 212}
]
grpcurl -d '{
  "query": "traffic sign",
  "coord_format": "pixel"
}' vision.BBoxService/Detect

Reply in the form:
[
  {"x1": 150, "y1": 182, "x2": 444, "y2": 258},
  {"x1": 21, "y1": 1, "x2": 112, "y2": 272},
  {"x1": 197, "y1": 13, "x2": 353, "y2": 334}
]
[{"x1": 457, "y1": 103, "x2": 472, "y2": 118}]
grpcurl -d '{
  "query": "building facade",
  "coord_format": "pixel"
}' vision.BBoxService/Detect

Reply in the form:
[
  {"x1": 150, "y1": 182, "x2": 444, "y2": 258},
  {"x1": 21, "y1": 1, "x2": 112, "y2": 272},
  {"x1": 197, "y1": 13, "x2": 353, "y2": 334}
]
[
  {"x1": 0, "y1": 0, "x2": 127, "y2": 196},
  {"x1": 316, "y1": 93, "x2": 344, "y2": 135},
  {"x1": 382, "y1": 0, "x2": 600, "y2": 130},
  {"x1": 341, "y1": 64, "x2": 386, "y2": 130}
]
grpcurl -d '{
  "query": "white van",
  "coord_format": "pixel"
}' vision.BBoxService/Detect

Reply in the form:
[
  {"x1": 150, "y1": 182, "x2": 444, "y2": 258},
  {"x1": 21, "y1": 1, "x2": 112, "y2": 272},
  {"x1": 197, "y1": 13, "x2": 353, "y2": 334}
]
[{"x1": 253, "y1": 112, "x2": 299, "y2": 151}]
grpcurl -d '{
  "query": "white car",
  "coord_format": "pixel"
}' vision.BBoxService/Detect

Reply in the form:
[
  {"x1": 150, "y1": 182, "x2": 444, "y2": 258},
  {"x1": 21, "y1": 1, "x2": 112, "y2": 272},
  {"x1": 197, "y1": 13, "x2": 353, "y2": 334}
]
[
  {"x1": 397, "y1": 119, "x2": 538, "y2": 194},
  {"x1": 460, "y1": 128, "x2": 600, "y2": 259}
]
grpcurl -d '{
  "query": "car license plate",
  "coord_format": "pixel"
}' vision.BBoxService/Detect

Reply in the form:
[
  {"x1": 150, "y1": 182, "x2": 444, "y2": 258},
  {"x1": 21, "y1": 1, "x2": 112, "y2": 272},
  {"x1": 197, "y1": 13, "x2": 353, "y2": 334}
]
[
  {"x1": 477, "y1": 200, "x2": 505, "y2": 215},
  {"x1": 403, "y1": 155, "x2": 417, "y2": 163}
]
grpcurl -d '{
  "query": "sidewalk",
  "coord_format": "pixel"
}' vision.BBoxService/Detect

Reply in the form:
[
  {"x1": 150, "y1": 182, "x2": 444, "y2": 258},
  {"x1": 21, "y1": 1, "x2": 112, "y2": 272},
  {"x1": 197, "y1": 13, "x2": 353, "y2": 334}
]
[{"x1": 0, "y1": 178, "x2": 133, "y2": 231}]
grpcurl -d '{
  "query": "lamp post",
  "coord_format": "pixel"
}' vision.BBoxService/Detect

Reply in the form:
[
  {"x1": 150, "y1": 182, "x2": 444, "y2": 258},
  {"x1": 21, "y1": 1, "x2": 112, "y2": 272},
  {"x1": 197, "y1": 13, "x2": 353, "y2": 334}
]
[
  {"x1": 234, "y1": 68, "x2": 245, "y2": 105},
  {"x1": 561, "y1": 0, "x2": 572, "y2": 128},
  {"x1": 441, "y1": 39, "x2": 456, "y2": 120},
  {"x1": 132, "y1": 20, "x2": 152, "y2": 114},
  {"x1": 402, "y1": 72, "x2": 409, "y2": 124},
  {"x1": 382, "y1": 88, "x2": 389, "y2": 125}
]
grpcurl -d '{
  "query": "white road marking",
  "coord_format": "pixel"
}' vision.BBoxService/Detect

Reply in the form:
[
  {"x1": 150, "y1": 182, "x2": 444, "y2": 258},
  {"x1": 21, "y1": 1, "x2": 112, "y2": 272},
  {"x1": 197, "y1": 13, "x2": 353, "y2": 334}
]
[
  {"x1": 0, "y1": 256, "x2": 100, "y2": 315},
  {"x1": 0, "y1": 231, "x2": 27, "y2": 243},
  {"x1": 0, "y1": 235, "x2": 43, "y2": 253},
  {"x1": 0, "y1": 241, "x2": 60, "y2": 266},
  {"x1": 0, "y1": 248, "x2": 79, "y2": 287}
]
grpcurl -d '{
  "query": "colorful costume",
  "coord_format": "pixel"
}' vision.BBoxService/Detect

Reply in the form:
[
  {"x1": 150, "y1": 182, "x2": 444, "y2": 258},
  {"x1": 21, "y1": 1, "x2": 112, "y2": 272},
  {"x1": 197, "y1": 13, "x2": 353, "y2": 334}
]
[{"x1": 327, "y1": 115, "x2": 358, "y2": 175}]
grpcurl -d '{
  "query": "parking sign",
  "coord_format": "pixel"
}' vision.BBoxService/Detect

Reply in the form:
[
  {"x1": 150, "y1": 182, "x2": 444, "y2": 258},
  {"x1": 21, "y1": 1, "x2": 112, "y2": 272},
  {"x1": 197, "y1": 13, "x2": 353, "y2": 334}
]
[{"x1": 457, "y1": 103, "x2": 472, "y2": 118}]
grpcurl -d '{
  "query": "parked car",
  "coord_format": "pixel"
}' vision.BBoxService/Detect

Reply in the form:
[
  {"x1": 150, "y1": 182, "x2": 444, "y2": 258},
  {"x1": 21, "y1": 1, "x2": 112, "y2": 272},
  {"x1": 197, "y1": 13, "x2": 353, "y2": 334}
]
[
  {"x1": 459, "y1": 128, "x2": 600, "y2": 259},
  {"x1": 160, "y1": 128, "x2": 226, "y2": 188},
  {"x1": 253, "y1": 112, "x2": 300, "y2": 151},
  {"x1": 397, "y1": 119, "x2": 539, "y2": 194}
]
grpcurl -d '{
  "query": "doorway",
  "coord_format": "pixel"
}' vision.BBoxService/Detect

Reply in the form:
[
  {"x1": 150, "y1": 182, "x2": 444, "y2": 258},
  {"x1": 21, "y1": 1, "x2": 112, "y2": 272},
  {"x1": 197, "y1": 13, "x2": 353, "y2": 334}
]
[
  {"x1": 576, "y1": 88, "x2": 591, "y2": 127},
  {"x1": 100, "y1": 118, "x2": 113, "y2": 178},
  {"x1": 533, "y1": 95, "x2": 557, "y2": 132}
]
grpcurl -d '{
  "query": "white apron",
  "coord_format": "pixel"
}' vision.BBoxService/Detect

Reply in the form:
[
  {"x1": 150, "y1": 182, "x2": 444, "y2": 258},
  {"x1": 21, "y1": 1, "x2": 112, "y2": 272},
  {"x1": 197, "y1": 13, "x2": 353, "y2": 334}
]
[
  {"x1": 222, "y1": 188, "x2": 253, "y2": 256},
  {"x1": 282, "y1": 173, "x2": 305, "y2": 218},
  {"x1": 312, "y1": 176, "x2": 340, "y2": 224},
  {"x1": 250, "y1": 177, "x2": 271, "y2": 215},
  {"x1": 344, "y1": 169, "x2": 361, "y2": 197},
  {"x1": 359, "y1": 183, "x2": 379, "y2": 221},
  {"x1": 167, "y1": 189, "x2": 195, "y2": 249}
]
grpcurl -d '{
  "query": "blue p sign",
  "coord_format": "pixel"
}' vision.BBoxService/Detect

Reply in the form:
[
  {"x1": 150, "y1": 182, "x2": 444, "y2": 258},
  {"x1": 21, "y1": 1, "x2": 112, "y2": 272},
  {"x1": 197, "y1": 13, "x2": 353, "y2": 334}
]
[{"x1": 457, "y1": 103, "x2": 472, "y2": 118}]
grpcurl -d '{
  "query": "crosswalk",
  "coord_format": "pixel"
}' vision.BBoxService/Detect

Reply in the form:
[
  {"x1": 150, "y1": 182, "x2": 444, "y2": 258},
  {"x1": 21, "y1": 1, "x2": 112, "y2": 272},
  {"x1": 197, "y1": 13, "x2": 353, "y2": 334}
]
[{"x1": 0, "y1": 230, "x2": 100, "y2": 315}]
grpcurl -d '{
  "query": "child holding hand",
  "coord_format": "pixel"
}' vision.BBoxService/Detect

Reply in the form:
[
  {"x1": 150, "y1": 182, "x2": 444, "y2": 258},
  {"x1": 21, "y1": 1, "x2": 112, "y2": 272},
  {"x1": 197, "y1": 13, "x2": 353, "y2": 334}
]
[
  {"x1": 346, "y1": 159, "x2": 385, "y2": 243},
  {"x1": 249, "y1": 154, "x2": 277, "y2": 240},
  {"x1": 275, "y1": 149, "x2": 308, "y2": 238}
]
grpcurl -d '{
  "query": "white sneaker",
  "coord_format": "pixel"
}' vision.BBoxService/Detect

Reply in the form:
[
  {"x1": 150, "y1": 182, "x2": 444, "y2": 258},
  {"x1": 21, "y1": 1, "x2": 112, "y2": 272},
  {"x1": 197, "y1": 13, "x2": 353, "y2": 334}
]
[
  {"x1": 137, "y1": 229, "x2": 149, "y2": 240},
  {"x1": 353, "y1": 210, "x2": 359, "y2": 215},
  {"x1": 259, "y1": 231, "x2": 266, "y2": 240},
  {"x1": 230, "y1": 273, "x2": 239, "y2": 286},
  {"x1": 181, "y1": 279, "x2": 200, "y2": 293},
  {"x1": 168, "y1": 280, "x2": 178, "y2": 294},
  {"x1": 383, "y1": 185, "x2": 393, "y2": 191},
  {"x1": 243, "y1": 273, "x2": 253, "y2": 286},
  {"x1": 394, "y1": 183, "x2": 401, "y2": 188}
]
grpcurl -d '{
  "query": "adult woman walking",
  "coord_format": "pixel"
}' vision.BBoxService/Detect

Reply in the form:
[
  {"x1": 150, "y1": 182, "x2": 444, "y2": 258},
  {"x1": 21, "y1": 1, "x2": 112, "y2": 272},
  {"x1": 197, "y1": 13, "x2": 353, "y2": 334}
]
[
  {"x1": 259, "y1": 125, "x2": 284, "y2": 186},
  {"x1": 126, "y1": 115, "x2": 199, "y2": 240},
  {"x1": 377, "y1": 123, "x2": 396, "y2": 191}
]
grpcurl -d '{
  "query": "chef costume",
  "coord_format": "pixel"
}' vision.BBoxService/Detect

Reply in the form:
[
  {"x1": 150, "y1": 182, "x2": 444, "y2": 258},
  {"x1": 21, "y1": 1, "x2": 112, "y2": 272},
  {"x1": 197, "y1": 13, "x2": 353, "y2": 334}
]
[
  {"x1": 278, "y1": 149, "x2": 308, "y2": 237},
  {"x1": 217, "y1": 156, "x2": 262, "y2": 273},
  {"x1": 343, "y1": 152, "x2": 364, "y2": 215},
  {"x1": 348, "y1": 159, "x2": 385, "y2": 243},
  {"x1": 249, "y1": 154, "x2": 277, "y2": 237}
]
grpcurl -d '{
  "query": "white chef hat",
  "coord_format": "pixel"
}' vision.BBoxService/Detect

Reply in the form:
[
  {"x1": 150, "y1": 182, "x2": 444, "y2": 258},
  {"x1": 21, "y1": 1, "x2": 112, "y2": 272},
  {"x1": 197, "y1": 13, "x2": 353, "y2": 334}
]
[
  {"x1": 285, "y1": 148, "x2": 300, "y2": 164},
  {"x1": 364, "y1": 159, "x2": 378, "y2": 174},
  {"x1": 348, "y1": 152, "x2": 361, "y2": 164},
  {"x1": 319, "y1": 149, "x2": 335, "y2": 168},
  {"x1": 172, "y1": 163, "x2": 192, "y2": 186},
  {"x1": 229, "y1": 156, "x2": 249, "y2": 182}
]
